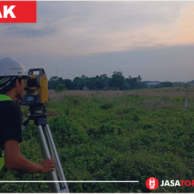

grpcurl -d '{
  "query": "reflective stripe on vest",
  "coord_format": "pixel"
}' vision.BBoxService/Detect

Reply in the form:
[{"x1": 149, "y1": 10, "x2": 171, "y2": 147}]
[
  {"x1": 0, "y1": 95, "x2": 13, "y2": 170},
  {"x1": 0, "y1": 151, "x2": 4, "y2": 170},
  {"x1": 0, "y1": 94, "x2": 12, "y2": 101}
]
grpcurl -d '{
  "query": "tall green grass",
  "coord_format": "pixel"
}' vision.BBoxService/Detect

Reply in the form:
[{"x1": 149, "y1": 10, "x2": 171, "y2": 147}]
[{"x1": 0, "y1": 94, "x2": 194, "y2": 192}]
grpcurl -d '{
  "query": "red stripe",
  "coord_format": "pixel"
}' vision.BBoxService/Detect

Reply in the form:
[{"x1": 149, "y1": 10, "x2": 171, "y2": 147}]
[{"x1": 0, "y1": 1, "x2": 36, "y2": 23}]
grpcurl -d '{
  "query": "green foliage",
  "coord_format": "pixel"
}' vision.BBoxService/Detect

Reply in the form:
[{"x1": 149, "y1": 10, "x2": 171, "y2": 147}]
[
  {"x1": 48, "y1": 72, "x2": 145, "y2": 90},
  {"x1": 49, "y1": 76, "x2": 64, "y2": 90},
  {"x1": 110, "y1": 71, "x2": 125, "y2": 89},
  {"x1": 86, "y1": 124, "x2": 115, "y2": 139},
  {"x1": 100, "y1": 102, "x2": 114, "y2": 110},
  {"x1": 55, "y1": 83, "x2": 66, "y2": 92},
  {"x1": 184, "y1": 83, "x2": 190, "y2": 89},
  {"x1": 160, "y1": 81, "x2": 173, "y2": 87},
  {"x1": 1, "y1": 94, "x2": 194, "y2": 192}
]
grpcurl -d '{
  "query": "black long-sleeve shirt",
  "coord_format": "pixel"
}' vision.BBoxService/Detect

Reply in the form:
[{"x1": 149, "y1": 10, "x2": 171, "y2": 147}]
[{"x1": 0, "y1": 101, "x2": 23, "y2": 149}]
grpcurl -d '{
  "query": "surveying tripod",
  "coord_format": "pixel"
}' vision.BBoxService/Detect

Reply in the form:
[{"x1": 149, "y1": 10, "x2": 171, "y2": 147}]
[{"x1": 22, "y1": 106, "x2": 69, "y2": 193}]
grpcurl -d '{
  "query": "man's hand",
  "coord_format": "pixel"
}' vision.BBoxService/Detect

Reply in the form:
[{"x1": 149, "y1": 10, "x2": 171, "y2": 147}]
[
  {"x1": 4, "y1": 140, "x2": 56, "y2": 174},
  {"x1": 39, "y1": 158, "x2": 56, "y2": 174}
]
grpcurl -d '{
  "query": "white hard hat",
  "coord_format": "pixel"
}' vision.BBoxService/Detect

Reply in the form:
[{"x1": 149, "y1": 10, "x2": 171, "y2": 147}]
[{"x1": 0, "y1": 57, "x2": 30, "y2": 78}]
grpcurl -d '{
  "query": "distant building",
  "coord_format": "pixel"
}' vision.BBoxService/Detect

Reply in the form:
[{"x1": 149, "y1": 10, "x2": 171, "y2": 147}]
[
  {"x1": 83, "y1": 86, "x2": 89, "y2": 90},
  {"x1": 145, "y1": 81, "x2": 160, "y2": 88}
]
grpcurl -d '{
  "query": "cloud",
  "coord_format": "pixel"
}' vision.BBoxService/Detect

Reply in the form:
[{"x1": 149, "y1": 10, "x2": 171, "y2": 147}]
[
  {"x1": 0, "y1": 1, "x2": 192, "y2": 57},
  {"x1": 4, "y1": 26, "x2": 56, "y2": 38},
  {"x1": 175, "y1": 3, "x2": 194, "y2": 43}
]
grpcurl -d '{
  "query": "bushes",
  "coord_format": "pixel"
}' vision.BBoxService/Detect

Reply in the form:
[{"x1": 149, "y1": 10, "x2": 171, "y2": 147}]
[
  {"x1": 55, "y1": 84, "x2": 66, "y2": 92},
  {"x1": 1, "y1": 94, "x2": 194, "y2": 192},
  {"x1": 86, "y1": 124, "x2": 115, "y2": 139}
]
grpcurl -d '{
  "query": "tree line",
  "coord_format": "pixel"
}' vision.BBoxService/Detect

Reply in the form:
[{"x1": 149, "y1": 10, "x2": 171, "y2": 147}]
[
  {"x1": 48, "y1": 71, "x2": 179, "y2": 91},
  {"x1": 48, "y1": 71, "x2": 146, "y2": 91}
]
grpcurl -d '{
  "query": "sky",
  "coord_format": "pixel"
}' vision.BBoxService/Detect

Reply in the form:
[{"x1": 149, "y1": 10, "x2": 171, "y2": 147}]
[{"x1": 0, "y1": 1, "x2": 194, "y2": 82}]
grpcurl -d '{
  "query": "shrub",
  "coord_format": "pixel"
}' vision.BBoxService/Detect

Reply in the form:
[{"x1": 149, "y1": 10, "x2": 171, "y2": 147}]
[{"x1": 55, "y1": 84, "x2": 66, "y2": 92}]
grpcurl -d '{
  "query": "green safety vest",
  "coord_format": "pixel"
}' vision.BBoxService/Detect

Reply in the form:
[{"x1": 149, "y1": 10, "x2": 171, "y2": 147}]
[{"x1": 0, "y1": 94, "x2": 12, "y2": 170}]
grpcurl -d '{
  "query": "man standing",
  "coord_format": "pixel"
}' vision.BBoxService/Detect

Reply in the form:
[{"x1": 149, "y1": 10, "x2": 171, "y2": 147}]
[{"x1": 0, "y1": 57, "x2": 55, "y2": 174}]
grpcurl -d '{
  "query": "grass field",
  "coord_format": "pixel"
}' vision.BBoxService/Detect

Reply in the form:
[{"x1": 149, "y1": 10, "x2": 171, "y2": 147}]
[{"x1": 1, "y1": 87, "x2": 194, "y2": 193}]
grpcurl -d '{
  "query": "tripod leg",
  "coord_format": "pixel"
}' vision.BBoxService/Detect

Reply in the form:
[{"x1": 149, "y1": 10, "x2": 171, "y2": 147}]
[
  {"x1": 37, "y1": 125, "x2": 61, "y2": 193},
  {"x1": 43, "y1": 124, "x2": 70, "y2": 193}
]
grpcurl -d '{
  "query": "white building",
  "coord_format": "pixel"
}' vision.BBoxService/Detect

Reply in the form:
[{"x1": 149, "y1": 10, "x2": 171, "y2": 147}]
[{"x1": 146, "y1": 81, "x2": 160, "y2": 88}]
